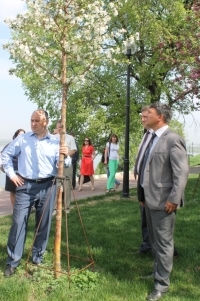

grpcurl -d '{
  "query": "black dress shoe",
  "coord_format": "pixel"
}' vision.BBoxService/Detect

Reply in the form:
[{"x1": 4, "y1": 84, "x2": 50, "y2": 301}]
[
  {"x1": 146, "y1": 290, "x2": 166, "y2": 300},
  {"x1": 4, "y1": 264, "x2": 15, "y2": 277}
]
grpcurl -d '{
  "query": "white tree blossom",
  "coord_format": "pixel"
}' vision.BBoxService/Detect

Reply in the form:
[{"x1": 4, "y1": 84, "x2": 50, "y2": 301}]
[{"x1": 3, "y1": 0, "x2": 121, "y2": 86}]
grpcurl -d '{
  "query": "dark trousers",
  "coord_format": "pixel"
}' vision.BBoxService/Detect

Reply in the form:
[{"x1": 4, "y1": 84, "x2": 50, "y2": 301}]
[
  {"x1": 6, "y1": 179, "x2": 56, "y2": 268},
  {"x1": 72, "y1": 162, "x2": 77, "y2": 189},
  {"x1": 139, "y1": 204, "x2": 151, "y2": 252}
]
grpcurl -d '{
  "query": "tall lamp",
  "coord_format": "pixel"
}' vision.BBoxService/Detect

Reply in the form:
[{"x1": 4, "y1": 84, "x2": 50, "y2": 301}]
[{"x1": 122, "y1": 33, "x2": 139, "y2": 198}]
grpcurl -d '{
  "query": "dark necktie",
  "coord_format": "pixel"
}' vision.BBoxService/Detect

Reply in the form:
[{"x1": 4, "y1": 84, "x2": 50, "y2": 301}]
[
  {"x1": 134, "y1": 131, "x2": 150, "y2": 178},
  {"x1": 139, "y1": 132, "x2": 157, "y2": 185}
]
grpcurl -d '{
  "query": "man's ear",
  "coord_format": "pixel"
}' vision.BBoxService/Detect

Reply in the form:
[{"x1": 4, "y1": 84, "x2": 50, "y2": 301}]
[{"x1": 158, "y1": 114, "x2": 164, "y2": 122}]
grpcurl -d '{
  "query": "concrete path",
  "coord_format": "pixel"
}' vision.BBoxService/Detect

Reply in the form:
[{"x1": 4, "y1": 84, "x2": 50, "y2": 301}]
[{"x1": 0, "y1": 173, "x2": 137, "y2": 217}]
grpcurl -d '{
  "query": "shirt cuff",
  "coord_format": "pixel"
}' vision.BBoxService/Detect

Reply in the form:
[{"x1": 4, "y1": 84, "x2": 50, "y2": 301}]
[{"x1": 64, "y1": 156, "x2": 72, "y2": 167}]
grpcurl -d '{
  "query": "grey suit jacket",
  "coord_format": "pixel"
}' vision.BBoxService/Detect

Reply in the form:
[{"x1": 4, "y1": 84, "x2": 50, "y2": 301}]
[{"x1": 138, "y1": 128, "x2": 189, "y2": 210}]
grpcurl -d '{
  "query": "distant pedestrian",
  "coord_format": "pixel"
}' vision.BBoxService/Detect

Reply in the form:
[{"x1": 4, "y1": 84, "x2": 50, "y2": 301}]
[
  {"x1": 78, "y1": 137, "x2": 96, "y2": 191},
  {"x1": 104, "y1": 134, "x2": 119, "y2": 193}
]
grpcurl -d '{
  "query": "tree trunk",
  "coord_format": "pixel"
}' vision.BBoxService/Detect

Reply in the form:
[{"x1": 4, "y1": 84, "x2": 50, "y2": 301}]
[{"x1": 54, "y1": 47, "x2": 67, "y2": 278}]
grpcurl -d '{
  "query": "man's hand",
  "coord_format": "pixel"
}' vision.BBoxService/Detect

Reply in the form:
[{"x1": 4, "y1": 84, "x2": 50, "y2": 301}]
[
  {"x1": 10, "y1": 175, "x2": 24, "y2": 187},
  {"x1": 59, "y1": 145, "x2": 68, "y2": 157},
  {"x1": 140, "y1": 201, "x2": 145, "y2": 207},
  {"x1": 165, "y1": 201, "x2": 177, "y2": 213}
]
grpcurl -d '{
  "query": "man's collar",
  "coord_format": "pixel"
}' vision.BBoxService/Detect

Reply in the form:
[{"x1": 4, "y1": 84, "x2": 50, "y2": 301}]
[
  {"x1": 155, "y1": 125, "x2": 169, "y2": 137},
  {"x1": 148, "y1": 128, "x2": 154, "y2": 134},
  {"x1": 29, "y1": 131, "x2": 51, "y2": 139}
]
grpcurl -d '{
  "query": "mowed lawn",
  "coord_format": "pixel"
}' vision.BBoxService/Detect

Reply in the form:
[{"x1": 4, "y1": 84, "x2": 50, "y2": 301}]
[{"x1": 0, "y1": 175, "x2": 200, "y2": 301}]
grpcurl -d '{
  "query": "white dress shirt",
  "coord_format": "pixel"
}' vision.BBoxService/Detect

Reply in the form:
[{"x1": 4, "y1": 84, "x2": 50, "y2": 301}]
[
  {"x1": 136, "y1": 129, "x2": 154, "y2": 175},
  {"x1": 149, "y1": 125, "x2": 169, "y2": 155}
]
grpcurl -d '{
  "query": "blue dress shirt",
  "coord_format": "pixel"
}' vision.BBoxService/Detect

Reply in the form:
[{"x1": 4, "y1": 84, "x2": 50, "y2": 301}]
[{"x1": 1, "y1": 131, "x2": 69, "y2": 179}]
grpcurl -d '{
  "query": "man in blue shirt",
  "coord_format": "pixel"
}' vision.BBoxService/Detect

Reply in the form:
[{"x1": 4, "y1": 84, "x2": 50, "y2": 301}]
[{"x1": 1, "y1": 109, "x2": 69, "y2": 277}]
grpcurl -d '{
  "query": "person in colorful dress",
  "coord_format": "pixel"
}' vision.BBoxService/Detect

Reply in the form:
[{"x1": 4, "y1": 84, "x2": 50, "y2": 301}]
[{"x1": 78, "y1": 137, "x2": 96, "y2": 191}]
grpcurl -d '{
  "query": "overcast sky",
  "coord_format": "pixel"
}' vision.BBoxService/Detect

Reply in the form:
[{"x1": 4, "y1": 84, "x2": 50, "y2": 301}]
[
  {"x1": 0, "y1": 0, "x2": 199, "y2": 144},
  {"x1": 0, "y1": 0, "x2": 37, "y2": 141}
]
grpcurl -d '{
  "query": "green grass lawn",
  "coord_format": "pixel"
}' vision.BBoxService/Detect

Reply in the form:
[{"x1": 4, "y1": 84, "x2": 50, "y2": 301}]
[
  {"x1": 189, "y1": 154, "x2": 200, "y2": 166},
  {"x1": 0, "y1": 176, "x2": 200, "y2": 301}
]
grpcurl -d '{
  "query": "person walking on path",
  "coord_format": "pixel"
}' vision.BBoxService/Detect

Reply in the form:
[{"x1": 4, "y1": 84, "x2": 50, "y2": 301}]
[
  {"x1": 104, "y1": 134, "x2": 119, "y2": 193},
  {"x1": 138, "y1": 102, "x2": 189, "y2": 300},
  {"x1": 102, "y1": 145, "x2": 120, "y2": 190},
  {"x1": 2, "y1": 129, "x2": 26, "y2": 207},
  {"x1": 78, "y1": 137, "x2": 96, "y2": 191},
  {"x1": 1, "y1": 109, "x2": 69, "y2": 277}
]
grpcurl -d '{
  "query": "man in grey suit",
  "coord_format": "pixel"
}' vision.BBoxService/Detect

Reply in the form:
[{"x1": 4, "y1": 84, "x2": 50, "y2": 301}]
[
  {"x1": 138, "y1": 102, "x2": 189, "y2": 301},
  {"x1": 134, "y1": 105, "x2": 153, "y2": 254}
]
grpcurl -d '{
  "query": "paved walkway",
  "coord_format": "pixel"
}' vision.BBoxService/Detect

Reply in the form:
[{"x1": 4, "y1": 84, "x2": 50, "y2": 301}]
[{"x1": 0, "y1": 173, "x2": 137, "y2": 217}]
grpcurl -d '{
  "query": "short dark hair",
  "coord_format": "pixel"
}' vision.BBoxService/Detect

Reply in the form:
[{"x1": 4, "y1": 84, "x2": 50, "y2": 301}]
[
  {"x1": 149, "y1": 102, "x2": 172, "y2": 124},
  {"x1": 13, "y1": 129, "x2": 25, "y2": 140}
]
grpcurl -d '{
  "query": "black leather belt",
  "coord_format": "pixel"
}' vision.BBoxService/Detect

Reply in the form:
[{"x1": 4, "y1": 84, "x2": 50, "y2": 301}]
[{"x1": 19, "y1": 175, "x2": 55, "y2": 183}]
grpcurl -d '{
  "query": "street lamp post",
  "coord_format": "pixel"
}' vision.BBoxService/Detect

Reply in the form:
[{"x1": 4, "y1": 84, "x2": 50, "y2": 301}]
[
  {"x1": 122, "y1": 48, "x2": 132, "y2": 198},
  {"x1": 122, "y1": 34, "x2": 139, "y2": 198}
]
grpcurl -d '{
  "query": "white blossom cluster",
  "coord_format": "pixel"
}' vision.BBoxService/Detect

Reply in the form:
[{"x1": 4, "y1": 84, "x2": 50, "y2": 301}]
[{"x1": 3, "y1": 0, "x2": 122, "y2": 85}]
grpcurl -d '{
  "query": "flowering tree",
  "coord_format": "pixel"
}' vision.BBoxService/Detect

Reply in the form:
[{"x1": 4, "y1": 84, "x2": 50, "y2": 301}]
[
  {"x1": 3, "y1": 0, "x2": 120, "y2": 277},
  {"x1": 105, "y1": 0, "x2": 200, "y2": 113},
  {"x1": 4, "y1": 0, "x2": 200, "y2": 150},
  {"x1": 13, "y1": 0, "x2": 199, "y2": 143},
  {"x1": 60, "y1": 0, "x2": 200, "y2": 149},
  {"x1": 4, "y1": 0, "x2": 118, "y2": 108},
  {"x1": 169, "y1": 0, "x2": 200, "y2": 111}
]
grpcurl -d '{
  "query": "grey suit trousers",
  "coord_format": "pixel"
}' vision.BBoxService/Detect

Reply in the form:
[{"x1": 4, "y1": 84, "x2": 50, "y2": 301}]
[
  {"x1": 63, "y1": 165, "x2": 73, "y2": 209},
  {"x1": 145, "y1": 205, "x2": 175, "y2": 292}
]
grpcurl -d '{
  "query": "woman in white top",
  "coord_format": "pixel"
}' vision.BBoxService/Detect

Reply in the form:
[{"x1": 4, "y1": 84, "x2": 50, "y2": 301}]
[{"x1": 104, "y1": 134, "x2": 119, "y2": 192}]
